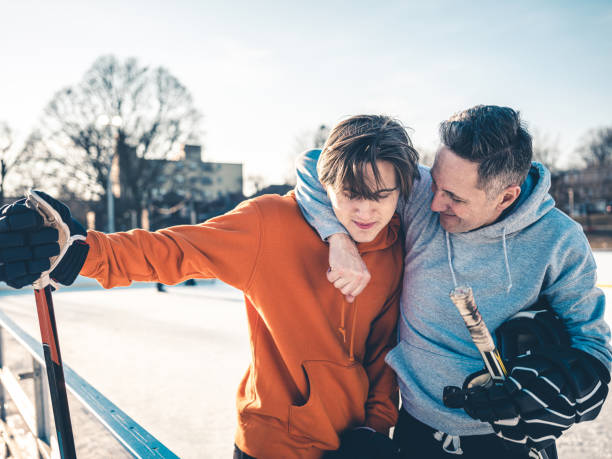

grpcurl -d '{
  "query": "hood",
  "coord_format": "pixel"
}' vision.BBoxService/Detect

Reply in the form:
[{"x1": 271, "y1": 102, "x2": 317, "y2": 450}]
[
  {"x1": 444, "y1": 162, "x2": 555, "y2": 292},
  {"x1": 456, "y1": 162, "x2": 555, "y2": 242}
]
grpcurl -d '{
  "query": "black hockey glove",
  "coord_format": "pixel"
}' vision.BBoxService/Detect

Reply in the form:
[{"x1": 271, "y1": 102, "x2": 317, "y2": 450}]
[
  {"x1": 0, "y1": 191, "x2": 88, "y2": 289},
  {"x1": 462, "y1": 346, "x2": 610, "y2": 452},
  {"x1": 331, "y1": 427, "x2": 400, "y2": 459},
  {"x1": 0, "y1": 200, "x2": 60, "y2": 288}
]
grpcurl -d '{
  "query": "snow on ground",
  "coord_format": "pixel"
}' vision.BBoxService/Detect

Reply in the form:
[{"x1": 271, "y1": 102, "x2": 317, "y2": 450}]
[
  {"x1": 0, "y1": 280, "x2": 250, "y2": 458},
  {"x1": 0, "y1": 252, "x2": 611, "y2": 458},
  {"x1": 597, "y1": 251, "x2": 612, "y2": 326}
]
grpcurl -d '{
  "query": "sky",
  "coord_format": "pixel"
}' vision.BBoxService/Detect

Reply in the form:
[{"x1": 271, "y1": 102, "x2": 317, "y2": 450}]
[{"x1": 1, "y1": 0, "x2": 611, "y2": 192}]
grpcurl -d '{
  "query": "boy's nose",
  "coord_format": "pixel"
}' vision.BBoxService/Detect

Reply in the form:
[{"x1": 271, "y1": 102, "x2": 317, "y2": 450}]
[{"x1": 354, "y1": 199, "x2": 374, "y2": 217}]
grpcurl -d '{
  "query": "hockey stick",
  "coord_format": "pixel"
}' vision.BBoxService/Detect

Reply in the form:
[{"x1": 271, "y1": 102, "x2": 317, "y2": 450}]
[
  {"x1": 449, "y1": 286, "x2": 506, "y2": 382},
  {"x1": 447, "y1": 286, "x2": 548, "y2": 459},
  {"x1": 26, "y1": 192, "x2": 77, "y2": 459},
  {"x1": 33, "y1": 286, "x2": 77, "y2": 458}
]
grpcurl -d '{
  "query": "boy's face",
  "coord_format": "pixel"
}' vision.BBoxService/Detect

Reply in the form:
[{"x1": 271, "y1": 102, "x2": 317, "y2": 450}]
[{"x1": 326, "y1": 160, "x2": 399, "y2": 243}]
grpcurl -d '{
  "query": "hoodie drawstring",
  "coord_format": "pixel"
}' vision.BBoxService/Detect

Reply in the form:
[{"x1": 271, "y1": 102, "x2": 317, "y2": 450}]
[
  {"x1": 339, "y1": 302, "x2": 346, "y2": 343},
  {"x1": 501, "y1": 227, "x2": 513, "y2": 292},
  {"x1": 349, "y1": 302, "x2": 357, "y2": 361},
  {"x1": 338, "y1": 300, "x2": 357, "y2": 361},
  {"x1": 433, "y1": 430, "x2": 463, "y2": 455},
  {"x1": 445, "y1": 229, "x2": 513, "y2": 293},
  {"x1": 445, "y1": 231, "x2": 458, "y2": 288}
]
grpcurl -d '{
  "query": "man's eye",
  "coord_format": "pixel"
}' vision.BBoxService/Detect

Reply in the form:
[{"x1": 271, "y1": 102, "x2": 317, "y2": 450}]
[{"x1": 450, "y1": 196, "x2": 463, "y2": 203}]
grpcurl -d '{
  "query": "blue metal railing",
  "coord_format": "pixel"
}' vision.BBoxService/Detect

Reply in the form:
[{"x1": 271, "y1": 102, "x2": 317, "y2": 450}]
[{"x1": 0, "y1": 309, "x2": 178, "y2": 458}]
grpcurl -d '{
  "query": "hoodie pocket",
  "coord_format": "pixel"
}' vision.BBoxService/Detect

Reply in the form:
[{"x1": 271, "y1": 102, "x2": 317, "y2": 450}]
[{"x1": 288, "y1": 360, "x2": 368, "y2": 450}]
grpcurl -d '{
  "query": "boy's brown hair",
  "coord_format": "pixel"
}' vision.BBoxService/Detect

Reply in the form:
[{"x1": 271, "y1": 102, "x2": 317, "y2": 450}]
[{"x1": 317, "y1": 115, "x2": 420, "y2": 200}]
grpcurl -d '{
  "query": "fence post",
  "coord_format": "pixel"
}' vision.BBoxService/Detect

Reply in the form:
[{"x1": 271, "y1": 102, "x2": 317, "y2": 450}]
[{"x1": 32, "y1": 357, "x2": 51, "y2": 448}]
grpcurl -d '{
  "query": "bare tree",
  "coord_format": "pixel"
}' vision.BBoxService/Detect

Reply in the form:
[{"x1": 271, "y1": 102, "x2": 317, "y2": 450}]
[
  {"x1": 311, "y1": 124, "x2": 329, "y2": 149},
  {"x1": 247, "y1": 174, "x2": 267, "y2": 194},
  {"x1": 35, "y1": 55, "x2": 202, "y2": 229},
  {"x1": 286, "y1": 124, "x2": 331, "y2": 185},
  {"x1": 0, "y1": 122, "x2": 36, "y2": 205},
  {"x1": 532, "y1": 130, "x2": 561, "y2": 173},
  {"x1": 578, "y1": 126, "x2": 612, "y2": 167},
  {"x1": 415, "y1": 145, "x2": 435, "y2": 167},
  {"x1": 0, "y1": 122, "x2": 16, "y2": 205}
]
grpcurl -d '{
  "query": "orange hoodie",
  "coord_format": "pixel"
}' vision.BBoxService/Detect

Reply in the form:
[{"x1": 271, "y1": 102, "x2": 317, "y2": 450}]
[{"x1": 81, "y1": 192, "x2": 402, "y2": 459}]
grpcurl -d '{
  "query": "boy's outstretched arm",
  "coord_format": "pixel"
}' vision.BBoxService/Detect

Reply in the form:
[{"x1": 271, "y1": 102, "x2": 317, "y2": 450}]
[
  {"x1": 0, "y1": 191, "x2": 261, "y2": 292},
  {"x1": 82, "y1": 200, "x2": 261, "y2": 290}
]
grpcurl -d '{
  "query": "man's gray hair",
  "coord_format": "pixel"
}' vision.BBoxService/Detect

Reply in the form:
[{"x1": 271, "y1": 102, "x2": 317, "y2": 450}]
[{"x1": 439, "y1": 105, "x2": 532, "y2": 198}]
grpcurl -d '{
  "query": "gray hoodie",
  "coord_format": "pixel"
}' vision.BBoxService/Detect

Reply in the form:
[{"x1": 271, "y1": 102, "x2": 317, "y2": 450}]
[{"x1": 295, "y1": 149, "x2": 611, "y2": 435}]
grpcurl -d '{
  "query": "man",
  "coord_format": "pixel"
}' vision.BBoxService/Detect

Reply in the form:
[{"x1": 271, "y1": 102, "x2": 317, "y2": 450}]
[
  {"x1": 0, "y1": 115, "x2": 420, "y2": 458},
  {"x1": 294, "y1": 105, "x2": 611, "y2": 458}
]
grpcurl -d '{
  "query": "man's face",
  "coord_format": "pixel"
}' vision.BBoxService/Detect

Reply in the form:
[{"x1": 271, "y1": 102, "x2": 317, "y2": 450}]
[
  {"x1": 326, "y1": 160, "x2": 399, "y2": 243},
  {"x1": 430, "y1": 147, "x2": 505, "y2": 233}
]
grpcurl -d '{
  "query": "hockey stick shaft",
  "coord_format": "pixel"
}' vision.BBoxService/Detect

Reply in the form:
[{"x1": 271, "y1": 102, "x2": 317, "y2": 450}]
[
  {"x1": 449, "y1": 286, "x2": 507, "y2": 382},
  {"x1": 34, "y1": 286, "x2": 77, "y2": 459}
]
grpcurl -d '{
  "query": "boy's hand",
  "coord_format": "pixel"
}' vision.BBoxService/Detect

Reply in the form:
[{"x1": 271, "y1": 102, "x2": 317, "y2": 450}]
[
  {"x1": 326, "y1": 233, "x2": 370, "y2": 302},
  {"x1": 333, "y1": 427, "x2": 400, "y2": 459}
]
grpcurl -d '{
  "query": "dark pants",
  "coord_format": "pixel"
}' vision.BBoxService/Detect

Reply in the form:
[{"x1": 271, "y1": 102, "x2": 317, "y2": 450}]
[
  {"x1": 393, "y1": 409, "x2": 558, "y2": 459},
  {"x1": 233, "y1": 445, "x2": 256, "y2": 459}
]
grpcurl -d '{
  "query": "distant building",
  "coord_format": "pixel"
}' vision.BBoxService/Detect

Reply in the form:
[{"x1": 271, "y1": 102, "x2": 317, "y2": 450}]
[
  {"x1": 151, "y1": 145, "x2": 243, "y2": 201},
  {"x1": 248, "y1": 184, "x2": 294, "y2": 198},
  {"x1": 112, "y1": 144, "x2": 242, "y2": 202},
  {"x1": 551, "y1": 166, "x2": 612, "y2": 215},
  {"x1": 104, "y1": 143, "x2": 244, "y2": 230}
]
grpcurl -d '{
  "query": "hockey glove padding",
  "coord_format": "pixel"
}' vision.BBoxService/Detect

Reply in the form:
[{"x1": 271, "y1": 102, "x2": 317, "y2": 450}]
[
  {"x1": 0, "y1": 200, "x2": 60, "y2": 288},
  {"x1": 462, "y1": 346, "x2": 610, "y2": 451},
  {"x1": 332, "y1": 427, "x2": 400, "y2": 459},
  {"x1": 25, "y1": 191, "x2": 89, "y2": 287}
]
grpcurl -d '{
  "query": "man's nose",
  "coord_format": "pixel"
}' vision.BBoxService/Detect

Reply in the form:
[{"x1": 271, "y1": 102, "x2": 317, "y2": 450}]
[{"x1": 430, "y1": 191, "x2": 447, "y2": 213}]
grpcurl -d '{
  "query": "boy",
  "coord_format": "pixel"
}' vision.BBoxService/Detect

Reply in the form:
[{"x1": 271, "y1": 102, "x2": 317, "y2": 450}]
[{"x1": 0, "y1": 115, "x2": 419, "y2": 458}]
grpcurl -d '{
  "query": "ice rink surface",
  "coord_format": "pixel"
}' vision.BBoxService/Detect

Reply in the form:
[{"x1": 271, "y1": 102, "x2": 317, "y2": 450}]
[{"x1": 0, "y1": 252, "x2": 610, "y2": 458}]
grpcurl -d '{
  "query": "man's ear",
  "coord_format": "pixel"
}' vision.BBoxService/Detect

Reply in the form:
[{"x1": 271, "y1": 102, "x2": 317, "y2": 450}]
[{"x1": 496, "y1": 185, "x2": 521, "y2": 211}]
